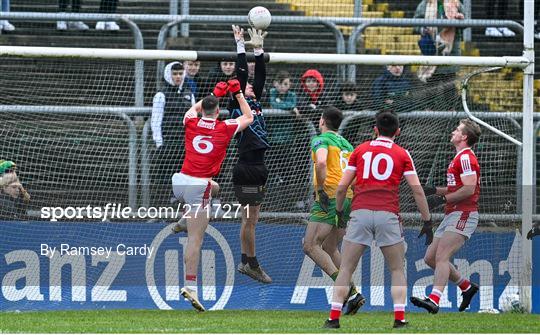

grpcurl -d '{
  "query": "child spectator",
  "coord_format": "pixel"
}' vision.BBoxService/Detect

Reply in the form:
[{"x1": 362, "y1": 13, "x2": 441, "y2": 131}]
[
  {"x1": 202, "y1": 61, "x2": 235, "y2": 97},
  {"x1": 334, "y1": 81, "x2": 362, "y2": 111},
  {"x1": 269, "y1": 71, "x2": 297, "y2": 111},
  {"x1": 184, "y1": 60, "x2": 202, "y2": 99},
  {"x1": 371, "y1": 65, "x2": 411, "y2": 113},
  {"x1": 297, "y1": 69, "x2": 327, "y2": 128}
]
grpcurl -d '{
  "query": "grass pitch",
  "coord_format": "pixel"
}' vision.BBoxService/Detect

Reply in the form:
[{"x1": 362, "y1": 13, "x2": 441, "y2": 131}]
[{"x1": 1, "y1": 310, "x2": 539, "y2": 333}]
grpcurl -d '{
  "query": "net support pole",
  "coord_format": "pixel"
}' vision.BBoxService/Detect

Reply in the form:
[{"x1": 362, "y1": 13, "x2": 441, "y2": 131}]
[{"x1": 521, "y1": 0, "x2": 535, "y2": 314}]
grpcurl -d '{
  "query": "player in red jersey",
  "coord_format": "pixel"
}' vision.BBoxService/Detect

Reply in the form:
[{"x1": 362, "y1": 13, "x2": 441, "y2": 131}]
[
  {"x1": 411, "y1": 118, "x2": 482, "y2": 314},
  {"x1": 324, "y1": 111, "x2": 431, "y2": 329},
  {"x1": 172, "y1": 80, "x2": 253, "y2": 312}
]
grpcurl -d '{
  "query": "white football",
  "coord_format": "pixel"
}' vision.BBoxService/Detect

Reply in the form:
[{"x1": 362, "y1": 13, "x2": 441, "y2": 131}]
[
  {"x1": 499, "y1": 293, "x2": 522, "y2": 313},
  {"x1": 248, "y1": 6, "x2": 271, "y2": 30}
]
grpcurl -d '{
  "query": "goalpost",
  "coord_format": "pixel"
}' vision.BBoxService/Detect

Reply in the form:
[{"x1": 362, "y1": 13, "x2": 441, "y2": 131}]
[{"x1": 0, "y1": 34, "x2": 535, "y2": 312}]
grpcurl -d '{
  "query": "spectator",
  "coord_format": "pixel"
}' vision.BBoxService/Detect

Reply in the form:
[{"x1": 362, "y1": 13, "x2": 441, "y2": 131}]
[
  {"x1": 335, "y1": 81, "x2": 362, "y2": 111},
  {"x1": 414, "y1": 0, "x2": 464, "y2": 111},
  {"x1": 57, "y1": 0, "x2": 89, "y2": 31},
  {"x1": 0, "y1": 160, "x2": 30, "y2": 220},
  {"x1": 184, "y1": 60, "x2": 202, "y2": 100},
  {"x1": 95, "y1": 0, "x2": 120, "y2": 31},
  {"x1": 371, "y1": 66, "x2": 411, "y2": 112},
  {"x1": 484, "y1": 1, "x2": 514, "y2": 37},
  {"x1": 150, "y1": 61, "x2": 195, "y2": 206},
  {"x1": 0, "y1": 0, "x2": 15, "y2": 32},
  {"x1": 297, "y1": 69, "x2": 327, "y2": 127},
  {"x1": 202, "y1": 61, "x2": 235, "y2": 97},
  {"x1": 269, "y1": 70, "x2": 297, "y2": 111}
]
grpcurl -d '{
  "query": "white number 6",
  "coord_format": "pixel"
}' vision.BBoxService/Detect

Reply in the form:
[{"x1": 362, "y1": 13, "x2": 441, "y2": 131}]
[{"x1": 193, "y1": 135, "x2": 213, "y2": 154}]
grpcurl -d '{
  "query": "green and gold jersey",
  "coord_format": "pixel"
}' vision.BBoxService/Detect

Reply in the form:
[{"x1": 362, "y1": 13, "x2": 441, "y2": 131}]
[{"x1": 311, "y1": 132, "x2": 354, "y2": 198}]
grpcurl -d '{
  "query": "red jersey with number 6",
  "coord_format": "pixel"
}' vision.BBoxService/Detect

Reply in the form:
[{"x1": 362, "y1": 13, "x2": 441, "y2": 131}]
[
  {"x1": 445, "y1": 147, "x2": 480, "y2": 214},
  {"x1": 347, "y1": 137, "x2": 417, "y2": 214},
  {"x1": 180, "y1": 112, "x2": 239, "y2": 178}
]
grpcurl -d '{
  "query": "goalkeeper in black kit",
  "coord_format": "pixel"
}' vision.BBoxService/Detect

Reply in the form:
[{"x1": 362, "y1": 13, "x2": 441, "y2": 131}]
[{"x1": 227, "y1": 25, "x2": 272, "y2": 283}]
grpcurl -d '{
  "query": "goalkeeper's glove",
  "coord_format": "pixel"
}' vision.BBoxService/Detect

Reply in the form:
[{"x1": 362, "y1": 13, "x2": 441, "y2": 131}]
[
  {"x1": 422, "y1": 184, "x2": 437, "y2": 197},
  {"x1": 418, "y1": 218, "x2": 434, "y2": 245},
  {"x1": 527, "y1": 226, "x2": 540, "y2": 240},
  {"x1": 317, "y1": 189, "x2": 330, "y2": 213},
  {"x1": 212, "y1": 81, "x2": 229, "y2": 98},
  {"x1": 336, "y1": 209, "x2": 347, "y2": 229},
  {"x1": 245, "y1": 28, "x2": 268, "y2": 50},
  {"x1": 227, "y1": 79, "x2": 242, "y2": 96},
  {"x1": 427, "y1": 195, "x2": 445, "y2": 210}
]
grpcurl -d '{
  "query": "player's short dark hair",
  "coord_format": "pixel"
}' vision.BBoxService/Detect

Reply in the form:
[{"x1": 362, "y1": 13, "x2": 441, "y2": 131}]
[
  {"x1": 375, "y1": 111, "x2": 399, "y2": 137},
  {"x1": 274, "y1": 70, "x2": 291, "y2": 83},
  {"x1": 202, "y1": 95, "x2": 219, "y2": 116},
  {"x1": 460, "y1": 118, "x2": 481, "y2": 146},
  {"x1": 171, "y1": 62, "x2": 183, "y2": 71},
  {"x1": 321, "y1": 106, "x2": 343, "y2": 131},
  {"x1": 341, "y1": 81, "x2": 357, "y2": 94}
]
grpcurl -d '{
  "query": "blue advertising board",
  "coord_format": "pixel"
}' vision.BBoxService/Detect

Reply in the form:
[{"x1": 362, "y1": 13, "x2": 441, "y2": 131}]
[{"x1": 0, "y1": 221, "x2": 536, "y2": 313}]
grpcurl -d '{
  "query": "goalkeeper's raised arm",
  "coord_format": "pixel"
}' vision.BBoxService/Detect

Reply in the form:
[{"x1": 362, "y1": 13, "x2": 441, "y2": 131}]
[{"x1": 227, "y1": 25, "x2": 272, "y2": 284}]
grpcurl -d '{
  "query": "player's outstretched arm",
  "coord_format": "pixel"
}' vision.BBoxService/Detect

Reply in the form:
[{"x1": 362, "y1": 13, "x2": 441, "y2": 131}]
[
  {"x1": 182, "y1": 99, "x2": 203, "y2": 125},
  {"x1": 228, "y1": 79, "x2": 254, "y2": 132},
  {"x1": 232, "y1": 25, "x2": 249, "y2": 93}
]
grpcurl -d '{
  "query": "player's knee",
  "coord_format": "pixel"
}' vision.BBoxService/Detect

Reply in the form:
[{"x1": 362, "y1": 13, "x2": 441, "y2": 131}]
[
  {"x1": 302, "y1": 239, "x2": 315, "y2": 255},
  {"x1": 434, "y1": 250, "x2": 450, "y2": 264},
  {"x1": 424, "y1": 255, "x2": 436, "y2": 269}
]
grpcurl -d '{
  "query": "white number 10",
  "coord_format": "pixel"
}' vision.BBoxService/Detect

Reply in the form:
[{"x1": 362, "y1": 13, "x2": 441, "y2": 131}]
[{"x1": 362, "y1": 152, "x2": 393, "y2": 180}]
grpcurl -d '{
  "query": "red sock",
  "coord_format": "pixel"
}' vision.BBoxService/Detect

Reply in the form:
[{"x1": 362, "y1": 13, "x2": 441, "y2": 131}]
[
  {"x1": 457, "y1": 278, "x2": 471, "y2": 292},
  {"x1": 329, "y1": 302, "x2": 343, "y2": 320},
  {"x1": 428, "y1": 289, "x2": 443, "y2": 305},
  {"x1": 394, "y1": 304, "x2": 405, "y2": 321}
]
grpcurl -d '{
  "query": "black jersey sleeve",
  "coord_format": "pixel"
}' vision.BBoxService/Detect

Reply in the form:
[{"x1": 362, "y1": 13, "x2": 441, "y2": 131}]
[{"x1": 253, "y1": 53, "x2": 266, "y2": 100}]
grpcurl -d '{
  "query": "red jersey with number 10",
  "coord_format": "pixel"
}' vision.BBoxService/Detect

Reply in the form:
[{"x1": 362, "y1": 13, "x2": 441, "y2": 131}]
[
  {"x1": 445, "y1": 147, "x2": 480, "y2": 214},
  {"x1": 347, "y1": 137, "x2": 417, "y2": 214},
  {"x1": 180, "y1": 112, "x2": 239, "y2": 178}
]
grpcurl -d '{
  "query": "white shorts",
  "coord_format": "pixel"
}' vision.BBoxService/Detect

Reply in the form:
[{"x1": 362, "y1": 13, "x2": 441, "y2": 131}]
[
  {"x1": 171, "y1": 172, "x2": 212, "y2": 208},
  {"x1": 435, "y1": 211, "x2": 479, "y2": 239},
  {"x1": 344, "y1": 209, "x2": 404, "y2": 247}
]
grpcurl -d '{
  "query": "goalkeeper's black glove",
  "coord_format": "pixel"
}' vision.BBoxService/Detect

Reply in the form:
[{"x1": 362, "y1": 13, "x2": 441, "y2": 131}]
[
  {"x1": 418, "y1": 218, "x2": 434, "y2": 245},
  {"x1": 336, "y1": 209, "x2": 347, "y2": 229},
  {"x1": 427, "y1": 195, "x2": 446, "y2": 210},
  {"x1": 527, "y1": 226, "x2": 540, "y2": 240},
  {"x1": 317, "y1": 189, "x2": 330, "y2": 213},
  {"x1": 422, "y1": 184, "x2": 437, "y2": 197}
]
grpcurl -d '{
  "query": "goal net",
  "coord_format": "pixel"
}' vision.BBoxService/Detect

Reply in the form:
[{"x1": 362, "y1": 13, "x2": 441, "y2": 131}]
[{"x1": 0, "y1": 50, "x2": 528, "y2": 313}]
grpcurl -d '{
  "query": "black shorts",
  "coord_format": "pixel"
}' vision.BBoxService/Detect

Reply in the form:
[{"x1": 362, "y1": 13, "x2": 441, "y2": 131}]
[{"x1": 232, "y1": 162, "x2": 268, "y2": 206}]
